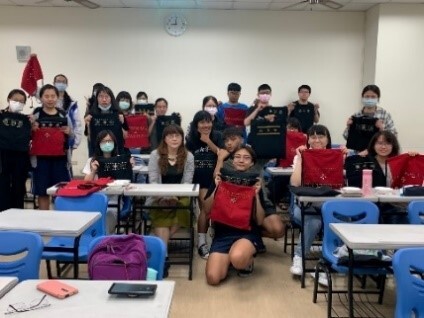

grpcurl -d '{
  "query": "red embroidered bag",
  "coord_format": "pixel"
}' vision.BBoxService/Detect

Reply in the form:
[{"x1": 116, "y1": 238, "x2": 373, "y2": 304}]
[
  {"x1": 210, "y1": 181, "x2": 256, "y2": 230},
  {"x1": 301, "y1": 149, "x2": 344, "y2": 189},
  {"x1": 279, "y1": 131, "x2": 307, "y2": 168},
  {"x1": 223, "y1": 108, "x2": 247, "y2": 127},
  {"x1": 56, "y1": 177, "x2": 113, "y2": 197},
  {"x1": 387, "y1": 153, "x2": 424, "y2": 188},
  {"x1": 124, "y1": 114, "x2": 150, "y2": 149},
  {"x1": 30, "y1": 127, "x2": 65, "y2": 156}
]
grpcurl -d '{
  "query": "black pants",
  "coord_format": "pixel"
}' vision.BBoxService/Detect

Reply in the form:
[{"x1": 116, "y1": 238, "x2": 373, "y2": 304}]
[{"x1": 0, "y1": 150, "x2": 30, "y2": 212}]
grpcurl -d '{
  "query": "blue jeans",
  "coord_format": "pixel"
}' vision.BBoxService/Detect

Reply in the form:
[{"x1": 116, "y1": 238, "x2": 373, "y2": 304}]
[{"x1": 292, "y1": 204, "x2": 322, "y2": 258}]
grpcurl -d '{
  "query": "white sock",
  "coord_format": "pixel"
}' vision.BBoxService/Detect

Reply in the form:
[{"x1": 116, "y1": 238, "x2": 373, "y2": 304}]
[{"x1": 198, "y1": 233, "x2": 207, "y2": 247}]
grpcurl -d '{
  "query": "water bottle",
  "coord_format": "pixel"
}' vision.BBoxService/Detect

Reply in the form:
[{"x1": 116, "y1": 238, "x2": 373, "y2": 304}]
[{"x1": 362, "y1": 169, "x2": 372, "y2": 196}]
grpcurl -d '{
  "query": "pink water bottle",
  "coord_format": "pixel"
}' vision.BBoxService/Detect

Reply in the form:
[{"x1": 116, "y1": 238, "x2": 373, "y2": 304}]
[{"x1": 362, "y1": 169, "x2": 372, "y2": 196}]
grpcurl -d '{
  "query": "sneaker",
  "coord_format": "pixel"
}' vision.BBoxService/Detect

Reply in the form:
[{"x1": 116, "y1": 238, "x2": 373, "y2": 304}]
[
  {"x1": 198, "y1": 244, "x2": 210, "y2": 259},
  {"x1": 310, "y1": 272, "x2": 329, "y2": 287},
  {"x1": 290, "y1": 255, "x2": 303, "y2": 276},
  {"x1": 310, "y1": 246, "x2": 322, "y2": 253},
  {"x1": 237, "y1": 262, "x2": 254, "y2": 278}
]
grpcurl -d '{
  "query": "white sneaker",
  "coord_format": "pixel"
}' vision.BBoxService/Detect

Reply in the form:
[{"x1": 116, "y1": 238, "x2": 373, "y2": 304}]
[
  {"x1": 310, "y1": 245, "x2": 322, "y2": 253},
  {"x1": 310, "y1": 272, "x2": 329, "y2": 287},
  {"x1": 290, "y1": 255, "x2": 303, "y2": 276}
]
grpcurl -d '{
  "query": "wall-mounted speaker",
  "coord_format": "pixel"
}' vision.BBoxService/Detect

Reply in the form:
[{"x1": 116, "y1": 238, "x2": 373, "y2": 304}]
[{"x1": 16, "y1": 46, "x2": 31, "y2": 62}]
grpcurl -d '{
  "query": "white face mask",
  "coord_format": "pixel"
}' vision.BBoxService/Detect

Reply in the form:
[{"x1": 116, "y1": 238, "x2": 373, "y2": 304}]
[
  {"x1": 137, "y1": 99, "x2": 148, "y2": 105},
  {"x1": 9, "y1": 100, "x2": 25, "y2": 113},
  {"x1": 204, "y1": 106, "x2": 217, "y2": 116}
]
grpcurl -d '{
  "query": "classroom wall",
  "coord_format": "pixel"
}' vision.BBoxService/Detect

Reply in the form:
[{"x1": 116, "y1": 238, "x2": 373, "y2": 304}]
[
  {"x1": 0, "y1": 6, "x2": 393, "y2": 174},
  {"x1": 363, "y1": 5, "x2": 379, "y2": 85},
  {"x1": 373, "y1": 4, "x2": 424, "y2": 152}
]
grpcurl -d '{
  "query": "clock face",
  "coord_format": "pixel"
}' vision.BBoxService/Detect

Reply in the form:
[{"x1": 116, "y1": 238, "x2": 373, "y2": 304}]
[{"x1": 165, "y1": 13, "x2": 187, "y2": 37}]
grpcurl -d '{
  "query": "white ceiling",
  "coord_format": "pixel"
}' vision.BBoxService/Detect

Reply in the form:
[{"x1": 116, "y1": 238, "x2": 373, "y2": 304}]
[{"x1": 0, "y1": 0, "x2": 423, "y2": 12}]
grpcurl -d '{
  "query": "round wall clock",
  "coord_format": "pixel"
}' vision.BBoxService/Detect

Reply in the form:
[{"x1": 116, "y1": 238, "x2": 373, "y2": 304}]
[{"x1": 165, "y1": 13, "x2": 187, "y2": 37}]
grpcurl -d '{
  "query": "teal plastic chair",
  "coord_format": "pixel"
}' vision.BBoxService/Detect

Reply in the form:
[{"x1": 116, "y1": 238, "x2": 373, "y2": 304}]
[
  {"x1": 42, "y1": 192, "x2": 108, "y2": 278},
  {"x1": 393, "y1": 248, "x2": 424, "y2": 318},
  {"x1": 0, "y1": 231, "x2": 43, "y2": 281},
  {"x1": 313, "y1": 200, "x2": 388, "y2": 318},
  {"x1": 88, "y1": 235, "x2": 166, "y2": 280},
  {"x1": 407, "y1": 201, "x2": 424, "y2": 224}
]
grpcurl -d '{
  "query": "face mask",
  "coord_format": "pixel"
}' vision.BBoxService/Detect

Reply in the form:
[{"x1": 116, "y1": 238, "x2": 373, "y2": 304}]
[
  {"x1": 362, "y1": 98, "x2": 378, "y2": 107},
  {"x1": 204, "y1": 106, "x2": 217, "y2": 116},
  {"x1": 137, "y1": 99, "x2": 148, "y2": 105},
  {"x1": 98, "y1": 104, "x2": 111, "y2": 112},
  {"x1": 8, "y1": 100, "x2": 24, "y2": 113},
  {"x1": 54, "y1": 82, "x2": 68, "y2": 92},
  {"x1": 258, "y1": 94, "x2": 271, "y2": 103},
  {"x1": 100, "y1": 141, "x2": 114, "y2": 153},
  {"x1": 119, "y1": 101, "x2": 130, "y2": 110}
]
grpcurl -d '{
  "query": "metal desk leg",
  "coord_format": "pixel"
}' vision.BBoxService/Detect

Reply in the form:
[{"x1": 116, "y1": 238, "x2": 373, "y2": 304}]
[
  {"x1": 116, "y1": 195, "x2": 122, "y2": 233},
  {"x1": 348, "y1": 247, "x2": 354, "y2": 318},
  {"x1": 301, "y1": 201, "x2": 306, "y2": 288},
  {"x1": 72, "y1": 235, "x2": 81, "y2": 279},
  {"x1": 189, "y1": 197, "x2": 195, "y2": 281}
]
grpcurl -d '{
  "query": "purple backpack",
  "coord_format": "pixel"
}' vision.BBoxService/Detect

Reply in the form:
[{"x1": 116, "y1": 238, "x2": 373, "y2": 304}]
[{"x1": 88, "y1": 234, "x2": 147, "y2": 280}]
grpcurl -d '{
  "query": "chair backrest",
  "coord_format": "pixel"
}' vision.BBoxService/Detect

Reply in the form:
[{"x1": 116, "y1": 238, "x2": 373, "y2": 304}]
[
  {"x1": 321, "y1": 200, "x2": 379, "y2": 263},
  {"x1": 392, "y1": 248, "x2": 424, "y2": 318},
  {"x1": 88, "y1": 235, "x2": 166, "y2": 280},
  {"x1": 0, "y1": 231, "x2": 43, "y2": 281},
  {"x1": 54, "y1": 192, "x2": 108, "y2": 246},
  {"x1": 407, "y1": 201, "x2": 424, "y2": 225}
]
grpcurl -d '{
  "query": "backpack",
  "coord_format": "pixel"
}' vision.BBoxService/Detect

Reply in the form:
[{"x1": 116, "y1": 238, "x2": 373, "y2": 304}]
[{"x1": 88, "y1": 234, "x2": 148, "y2": 280}]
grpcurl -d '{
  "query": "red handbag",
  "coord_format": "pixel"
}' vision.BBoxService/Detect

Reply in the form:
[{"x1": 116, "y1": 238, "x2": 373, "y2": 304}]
[
  {"x1": 210, "y1": 181, "x2": 256, "y2": 230},
  {"x1": 56, "y1": 178, "x2": 113, "y2": 197},
  {"x1": 223, "y1": 108, "x2": 247, "y2": 127},
  {"x1": 124, "y1": 114, "x2": 150, "y2": 149},
  {"x1": 30, "y1": 127, "x2": 65, "y2": 156},
  {"x1": 387, "y1": 153, "x2": 424, "y2": 188},
  {"x1": 279, "y1": 131, "x2": 307, "y2": 168},
  {"x1": 301, "y1": 149, "x2": 344, "y2": 189}
]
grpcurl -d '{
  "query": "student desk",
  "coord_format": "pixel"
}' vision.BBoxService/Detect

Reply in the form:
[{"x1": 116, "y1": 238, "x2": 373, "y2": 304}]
[
  {"x1": 265, "y1": 167, "x2": 294, "y2": 176},
  {"x1": 294, "y1": 195, "x2": 378, "y2": 288},
  {"x1": 124, "y1": 184, "x2": 200, "y2": 280},
  {"x1": 330, "y1": 223, "x2": 424, "y2": 318},
  {"x1": 0, "y1": 277, "x2": 18, "y2": 299},
  {"x1": 0, "y1": 279, "x2": 175, "y2": 317},
  {"x1": 0, "y1": 209, "x2": 101, "y2": 279}
]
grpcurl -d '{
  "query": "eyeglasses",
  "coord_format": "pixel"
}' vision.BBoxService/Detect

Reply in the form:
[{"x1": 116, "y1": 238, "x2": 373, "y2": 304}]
[
  {"x1": 309, "y1": 135, "x2": 327, "y2": 140},
  {"x1": 6, "y1": 295, "x2": 50, "y2": 315},
  {"x1": 233, "y1": 155, "x2": 252, "y2": 161},
  {"x1": 229, "y1": 91, "x2": 241, "y2": 95},
  {"x1": 376, "y1": 141, "x2": 392, "y2": 147}
]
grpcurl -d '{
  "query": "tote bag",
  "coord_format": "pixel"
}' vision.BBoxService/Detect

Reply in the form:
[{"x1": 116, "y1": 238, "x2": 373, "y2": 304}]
[
  {"x1": 301, "y1": 149, "x2": 344, "y2": 189},
  {"x1": 210, "y1": 181, "x2": 256, "y2": 230},
  {"x1": 346, "y1": 116, "x2": 378, "y2": 151},
  {"x1": 124, "y1": 114, "x2": 149, "y2": 149},
  {"x1": 387, "y1": 153, "x2": 424, "y2": 188},
  {"x1": 0, "y1": 112, "x2": 31, "y2": 152},
  {"x1": 278, "y1": 131, "x2": 307, "y2": 168}
]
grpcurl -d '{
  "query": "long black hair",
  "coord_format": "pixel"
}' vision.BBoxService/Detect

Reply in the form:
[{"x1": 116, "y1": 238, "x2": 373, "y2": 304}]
[
  {"x1": 92, "y1": 129, "x2": 120, "y2": 159},
  {"x1": 187, "y1": 110, "x2": 213, "y2": 143},
  {"x1": 307, "y1": 124, "x2": 332, "y2": 149}
]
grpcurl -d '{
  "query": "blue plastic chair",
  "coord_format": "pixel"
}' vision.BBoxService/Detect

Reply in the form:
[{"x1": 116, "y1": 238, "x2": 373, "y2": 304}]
[
  {"x1": 88, "y1": 235, "x2": 166, "y2": 280},
  {"x1": 407, "y1": 201, "x2": 424, "y2": 225},
  {"x1": 0, "y1": 231, "x2": 43, "y2": 281},
  {"x1": 392, "y1": 248, "x2": 424, "y2": 318},
  {"x1": 42, "y1": 192, "x2": 108, "y2": 278},
  {"x1": 313, "y1": 200, "x2": 388, "y2": 318}
]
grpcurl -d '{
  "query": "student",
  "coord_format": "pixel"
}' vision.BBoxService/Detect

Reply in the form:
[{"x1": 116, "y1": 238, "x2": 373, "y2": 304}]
[
  {"x1": 135, "y1": 91, "x2": 149, "y2": 105},
  {"x1": 0, "y1": 89, "x2": 31, "y2": 211},
  {"x1": 147, "y1": 124, "x2": 194, "y2": 269},
  {"x1": 217, "y1": 83, "x2": 248, "y2": 138},
  {"x1": 84, "y1": 83, "x2": 104, "y2": 156},
  {"x1": 287, "y1": 84, "x2": 320, "y2": 133},
  {"x1": 53, "y1": 74, "x2": 83, "y2": 151},
  {"x1": 366, "y1": 131, "x2": 413, "y2": 224},
  {"x1": 149, "y1": 97, "x2": 170, "y2": 150},
  {"x1": 32, "y1": 84, "x2": 72, "y2": 210},
  {"x1": 202, "y1": 95, "x2": 225, "y2": 132},
  {"x1": 84, "y1": 86, "x2": 128, "y2": 155},
  {"x1": 289, "y1": 125, "x2": 347, "y2": 283},
  {"x1": 186, "y1": 110, "x2": 224, "y2": 259},
  {"x1": 116, "y1": 91, "x2": 133, "y2": 115},
  {"x1": 343, "y1": 84, "x2": 397, "y2": 155},
  {"x1": 244, "y1": 83, "x2": 275, "y2": 127},
  {"x1": 83, "y1": 129, "x2": 133, "y2": 234},
  {"x1": 205, "y1": 146, "x2": 265, "y2": 285}
]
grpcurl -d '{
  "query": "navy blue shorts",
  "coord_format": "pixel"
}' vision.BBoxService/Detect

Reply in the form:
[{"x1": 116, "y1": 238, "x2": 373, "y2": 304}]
[
  {"x1": 210, "y1": 232, "x2": 261, "y2": 254},
  {"x1": 33, "y1": 156, "x2": 70, "y2": 196}
]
